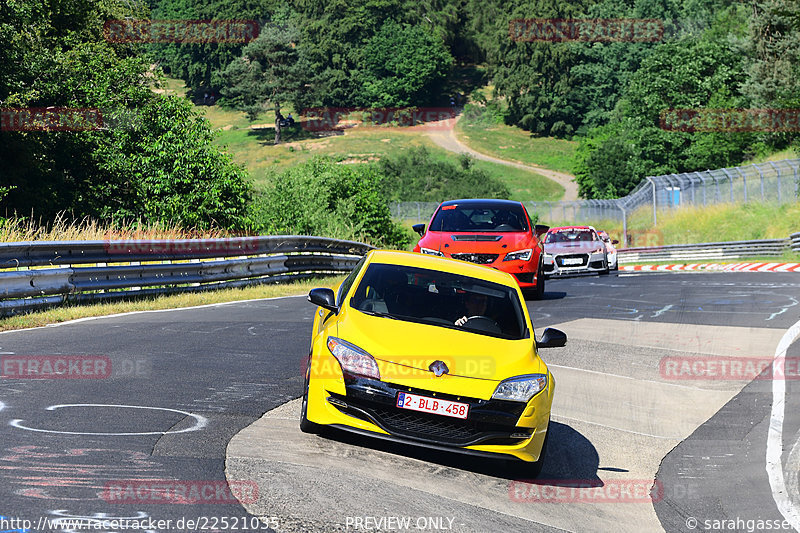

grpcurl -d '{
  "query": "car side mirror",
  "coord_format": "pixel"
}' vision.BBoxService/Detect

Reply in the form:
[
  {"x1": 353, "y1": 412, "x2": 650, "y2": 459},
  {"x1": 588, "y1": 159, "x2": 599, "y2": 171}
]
[
  {"x1": 534, "y1": 224, "x2": 550, "y2": 237},
  {"x1": 612, "y1": 239, "x2": 619, "y2": 245},
  {"x1": 537, "y1": 327, "x2": 567, "y2": 348},
  {"x1": 308, "y1": 288, "x2": 338, "y2": 313},
  {"x1": 412, "y1": 223, "x2": 426, "y2": 236}
]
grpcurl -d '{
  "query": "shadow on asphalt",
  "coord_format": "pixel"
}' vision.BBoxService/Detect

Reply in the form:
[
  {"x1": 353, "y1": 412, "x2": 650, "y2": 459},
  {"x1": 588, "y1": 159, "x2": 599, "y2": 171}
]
[
  {"x1": 529, "y1": 291, "x2": 567, "y2": 301},
  {"x1": 316, "y1": 421, "x2": 600, "y2": 485}
]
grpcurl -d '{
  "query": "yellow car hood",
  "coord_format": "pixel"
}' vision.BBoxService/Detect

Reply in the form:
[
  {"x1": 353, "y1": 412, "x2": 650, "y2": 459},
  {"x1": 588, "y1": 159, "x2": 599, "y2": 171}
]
[{"x1": 336, "y1": 307, "x2": 546, "y2": 383}]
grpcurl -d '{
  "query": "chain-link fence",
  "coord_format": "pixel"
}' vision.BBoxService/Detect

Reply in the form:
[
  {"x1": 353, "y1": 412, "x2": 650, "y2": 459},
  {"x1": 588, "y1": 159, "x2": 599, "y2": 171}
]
[{"x1": 390, "y1": 159, "x2": 800, "y2": 246}]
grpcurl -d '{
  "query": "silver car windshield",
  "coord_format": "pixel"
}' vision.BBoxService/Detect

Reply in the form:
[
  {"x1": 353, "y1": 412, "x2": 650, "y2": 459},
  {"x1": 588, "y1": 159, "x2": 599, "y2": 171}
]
[{"x1": 546, "y1": 229, "x2": 597, "y2": 243}]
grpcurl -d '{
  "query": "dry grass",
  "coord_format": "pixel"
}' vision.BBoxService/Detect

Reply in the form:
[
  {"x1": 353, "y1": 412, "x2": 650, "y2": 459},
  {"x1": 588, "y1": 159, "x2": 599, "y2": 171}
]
[{"x1": 0, "y1": 214, "x2": 235, "y2": 243}]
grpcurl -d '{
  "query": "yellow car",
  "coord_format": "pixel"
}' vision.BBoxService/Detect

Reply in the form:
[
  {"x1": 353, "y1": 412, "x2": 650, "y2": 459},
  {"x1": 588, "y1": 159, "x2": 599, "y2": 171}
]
[{"x1": 302, "y1": 250, "x2": 566, "y2": 476}]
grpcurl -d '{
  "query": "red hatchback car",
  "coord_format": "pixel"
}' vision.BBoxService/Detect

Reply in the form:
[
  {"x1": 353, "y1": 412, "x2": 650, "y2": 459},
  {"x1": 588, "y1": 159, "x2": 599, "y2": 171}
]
[{"x1": 412, "y1": 199, "x2": 549, "y2": 299}]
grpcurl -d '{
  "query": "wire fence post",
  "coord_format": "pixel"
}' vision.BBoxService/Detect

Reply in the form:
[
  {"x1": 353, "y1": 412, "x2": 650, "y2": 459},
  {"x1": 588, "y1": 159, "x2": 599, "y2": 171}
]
[
  {"x1": 769, "y1": 161, "x2": 782, "y2": 204},
  {"x1": 646, "y1": 177, "x2": 657, "y2": 226},
  {"x1": 721, "y1": 168, "x2": 735, "y2": 202},
  {"x1": 752, "y1": 164, "x2": 765, "y2": 201}
]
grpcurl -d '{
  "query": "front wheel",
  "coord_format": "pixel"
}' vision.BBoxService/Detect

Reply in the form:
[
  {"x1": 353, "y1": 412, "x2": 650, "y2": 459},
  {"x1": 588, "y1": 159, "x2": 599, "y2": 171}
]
[{"x1": 300, "y1": 356, "x2": 320, "y2": 434}]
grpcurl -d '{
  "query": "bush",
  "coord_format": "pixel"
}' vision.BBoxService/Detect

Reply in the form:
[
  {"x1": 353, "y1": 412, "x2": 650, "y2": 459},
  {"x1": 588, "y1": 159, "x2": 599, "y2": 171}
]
[
  {"x1": 252, "y1": 158, "x2": 410, "y2": 248},
  {"x1": 377, "y1": 146, "x2": 510, "y2": 202}
]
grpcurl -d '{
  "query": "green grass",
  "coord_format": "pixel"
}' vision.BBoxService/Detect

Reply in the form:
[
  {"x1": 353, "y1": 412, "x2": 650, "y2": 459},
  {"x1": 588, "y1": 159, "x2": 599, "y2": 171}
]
[
  {"x1": 175, "y1": 78, "x2": 563, "y2": 200},
  {"x1": 567, "y1": 202, "x2": 800, "y2": 248},
  {"x1": 424, "y1": 149, "x2": 563, "y2": 201},
  {"x1": 455, "y1": 115, "x2": 578, "y2": 174},
  {"x1": 743, "y1": 147, "x2": 798, "y2": 165}
]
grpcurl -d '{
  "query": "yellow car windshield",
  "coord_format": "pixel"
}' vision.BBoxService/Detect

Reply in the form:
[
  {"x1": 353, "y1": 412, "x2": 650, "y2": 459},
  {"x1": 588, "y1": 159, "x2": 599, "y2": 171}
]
[{"x1": 349, "y1": 263, "x2": 529, "y2": 340}]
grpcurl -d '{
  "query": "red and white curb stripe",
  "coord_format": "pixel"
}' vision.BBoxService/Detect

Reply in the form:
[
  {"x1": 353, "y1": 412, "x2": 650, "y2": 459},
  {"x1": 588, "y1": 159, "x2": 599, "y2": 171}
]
[{"x1": 621, "y1": 263, "x2": 800, "y2": 272}]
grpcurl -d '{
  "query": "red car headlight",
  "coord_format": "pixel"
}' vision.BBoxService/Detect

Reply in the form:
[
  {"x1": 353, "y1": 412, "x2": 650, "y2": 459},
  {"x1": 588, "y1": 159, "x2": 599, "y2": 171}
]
[{"x1": 503, "y1": 249, "x2": 532, "y2": 262}]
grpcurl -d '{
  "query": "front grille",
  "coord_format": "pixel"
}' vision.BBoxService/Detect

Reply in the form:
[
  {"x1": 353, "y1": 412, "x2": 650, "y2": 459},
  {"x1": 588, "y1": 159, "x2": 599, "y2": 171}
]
[
  {"x1": 556, "y1": 254, "x2": 588, "y2": 267},
  {"x1": 451, "y1": 253, "x2": 499, "y2": 265},
  {"x1": 355, "y1": 405, "x2": 522, "y2": 446}
]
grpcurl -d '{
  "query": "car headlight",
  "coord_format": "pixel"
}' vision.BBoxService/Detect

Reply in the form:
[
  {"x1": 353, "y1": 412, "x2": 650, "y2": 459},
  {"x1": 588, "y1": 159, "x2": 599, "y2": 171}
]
[
  {"x1": 503, "y1": 249, "x2": 532, "y2": 262},
  {"x1": 492, "y1": 374, "x2": 547, "y2": 402},
  {"x1": 327, "y1": 337, "x2": 380, "y2": 379},
  {"x1": 420, "y1": 248, "x2": 444, "y2": 257}
]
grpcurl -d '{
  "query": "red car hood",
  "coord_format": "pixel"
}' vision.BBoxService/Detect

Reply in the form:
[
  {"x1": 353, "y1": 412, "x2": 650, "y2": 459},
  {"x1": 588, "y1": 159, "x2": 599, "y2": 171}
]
[{"x1": 420, "y1": 232, "x2": 535, "y2": 254}]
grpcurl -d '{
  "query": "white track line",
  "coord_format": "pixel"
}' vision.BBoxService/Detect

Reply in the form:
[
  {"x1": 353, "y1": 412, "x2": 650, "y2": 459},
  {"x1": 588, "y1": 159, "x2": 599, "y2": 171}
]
[{"x1": 767, "y1": 318, "x2": 800, "y2": 531}]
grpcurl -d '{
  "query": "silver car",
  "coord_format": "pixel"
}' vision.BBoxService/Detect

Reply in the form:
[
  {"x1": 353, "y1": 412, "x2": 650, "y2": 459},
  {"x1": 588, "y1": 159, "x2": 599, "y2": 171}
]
[{"x1": 542, "y1": 226, "x2": 609, "y2": 277}]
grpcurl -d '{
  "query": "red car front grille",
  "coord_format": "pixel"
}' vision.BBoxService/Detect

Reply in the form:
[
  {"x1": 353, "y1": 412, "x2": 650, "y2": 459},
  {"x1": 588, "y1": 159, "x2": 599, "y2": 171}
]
[{"x1": 450, "y1": 253, "x2": 499, "y2": 265}]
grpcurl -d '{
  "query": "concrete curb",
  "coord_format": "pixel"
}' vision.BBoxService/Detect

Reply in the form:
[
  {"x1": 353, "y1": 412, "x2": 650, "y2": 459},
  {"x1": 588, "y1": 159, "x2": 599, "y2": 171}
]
[{"x1": 621, "y1": 263, "x2": 800, "y2": 272}]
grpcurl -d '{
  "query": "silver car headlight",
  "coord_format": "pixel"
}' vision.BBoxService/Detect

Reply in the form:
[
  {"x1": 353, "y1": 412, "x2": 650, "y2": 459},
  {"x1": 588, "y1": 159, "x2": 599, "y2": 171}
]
[
  {"x1": 327, "y1": 337, "x2": 380, "y2": 379},
  {"x1": 503, "y1": 249, "x2": 532, "y2": 262},
  {"x1": 492, "y1": 374, "x2": 547, "y2": 402},
  {"x1": 420, "y1": 248, "x2": 444, "y2": 257}
]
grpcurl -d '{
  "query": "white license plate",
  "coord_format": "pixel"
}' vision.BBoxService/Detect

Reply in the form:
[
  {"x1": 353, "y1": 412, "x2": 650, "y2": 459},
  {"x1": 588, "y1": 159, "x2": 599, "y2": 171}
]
[
  {"x1": 396, "y1": 392, "x2": 469, "y2": 419},
  {"x1": 562, "y1": 257, "x2": 583, "y2": 265}
]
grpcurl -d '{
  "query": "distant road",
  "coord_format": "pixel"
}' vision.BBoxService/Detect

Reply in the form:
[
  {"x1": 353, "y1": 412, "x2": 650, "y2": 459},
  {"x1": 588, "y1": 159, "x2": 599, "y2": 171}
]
[{"x1": 427, "y1": 113, "x2": 580, "y2": 201}]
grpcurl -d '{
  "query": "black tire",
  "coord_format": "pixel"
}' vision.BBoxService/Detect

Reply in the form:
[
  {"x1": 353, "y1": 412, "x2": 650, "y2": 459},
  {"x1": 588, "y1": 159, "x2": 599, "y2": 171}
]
[
  {"x1": 300, "y1": 356, "x2": 321, "y2": 434},
  {"x1": 599, "y1": 256, "x2": 610, "y2": 276},
  {"x1": 528, "y1": 260, "x2": 546, "y2": 300}
]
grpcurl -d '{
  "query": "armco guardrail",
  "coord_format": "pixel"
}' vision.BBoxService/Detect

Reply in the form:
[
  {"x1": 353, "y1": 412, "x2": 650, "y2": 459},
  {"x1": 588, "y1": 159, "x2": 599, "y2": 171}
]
[
  {"x1": 618, "y1": 237, "x2": 793, "y2": 264},
  {"x1": 0, "y1": 236, "x2": 373, "y2": 316},
  {"x1": 792, "y1": 232, "x2": 800, "y2": 252}
]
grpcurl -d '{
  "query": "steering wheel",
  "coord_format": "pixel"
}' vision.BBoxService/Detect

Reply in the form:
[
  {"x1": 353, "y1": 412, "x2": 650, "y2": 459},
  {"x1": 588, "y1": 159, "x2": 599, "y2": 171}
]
[{"x1": 461, "y1": 315, "x2": 502, "y2": 334}]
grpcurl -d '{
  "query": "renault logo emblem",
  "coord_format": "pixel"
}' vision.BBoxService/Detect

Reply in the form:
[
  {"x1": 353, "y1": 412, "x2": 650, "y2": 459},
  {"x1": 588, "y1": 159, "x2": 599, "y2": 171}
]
[{"x1": 429, "y1": 360, "x2": 449, "y2": 377}]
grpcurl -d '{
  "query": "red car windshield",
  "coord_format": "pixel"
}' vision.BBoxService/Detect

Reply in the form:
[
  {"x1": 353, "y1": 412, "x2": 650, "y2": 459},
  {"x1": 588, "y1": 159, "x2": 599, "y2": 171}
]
[{"x1": 429, "y1": 204, "x2": 528, "y2": 232}]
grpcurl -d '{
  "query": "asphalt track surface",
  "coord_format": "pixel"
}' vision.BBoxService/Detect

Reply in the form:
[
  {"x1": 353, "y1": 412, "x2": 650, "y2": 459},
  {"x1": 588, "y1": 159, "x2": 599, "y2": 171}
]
[{"x1": 0, "y1": 272, "x2": 799, "y2": 533}]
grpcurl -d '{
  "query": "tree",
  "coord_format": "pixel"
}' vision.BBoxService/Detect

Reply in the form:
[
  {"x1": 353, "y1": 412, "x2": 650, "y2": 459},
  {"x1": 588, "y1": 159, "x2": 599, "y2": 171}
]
[
  {"x1": 356, "y1": 20, "x2": 453, "y2": 107},
  {"x1": 0, "y1": 0, "x2": 252, "y2": 229},
  {"x1": 252, "y1": 157, "x2": 410, "y2": 247},
  {"x1": 147, "y1": 0, "x2": 284, "y2": 90},
  {"x1": 217, "y1": 24, "x2": 310, "y2": 143}
]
